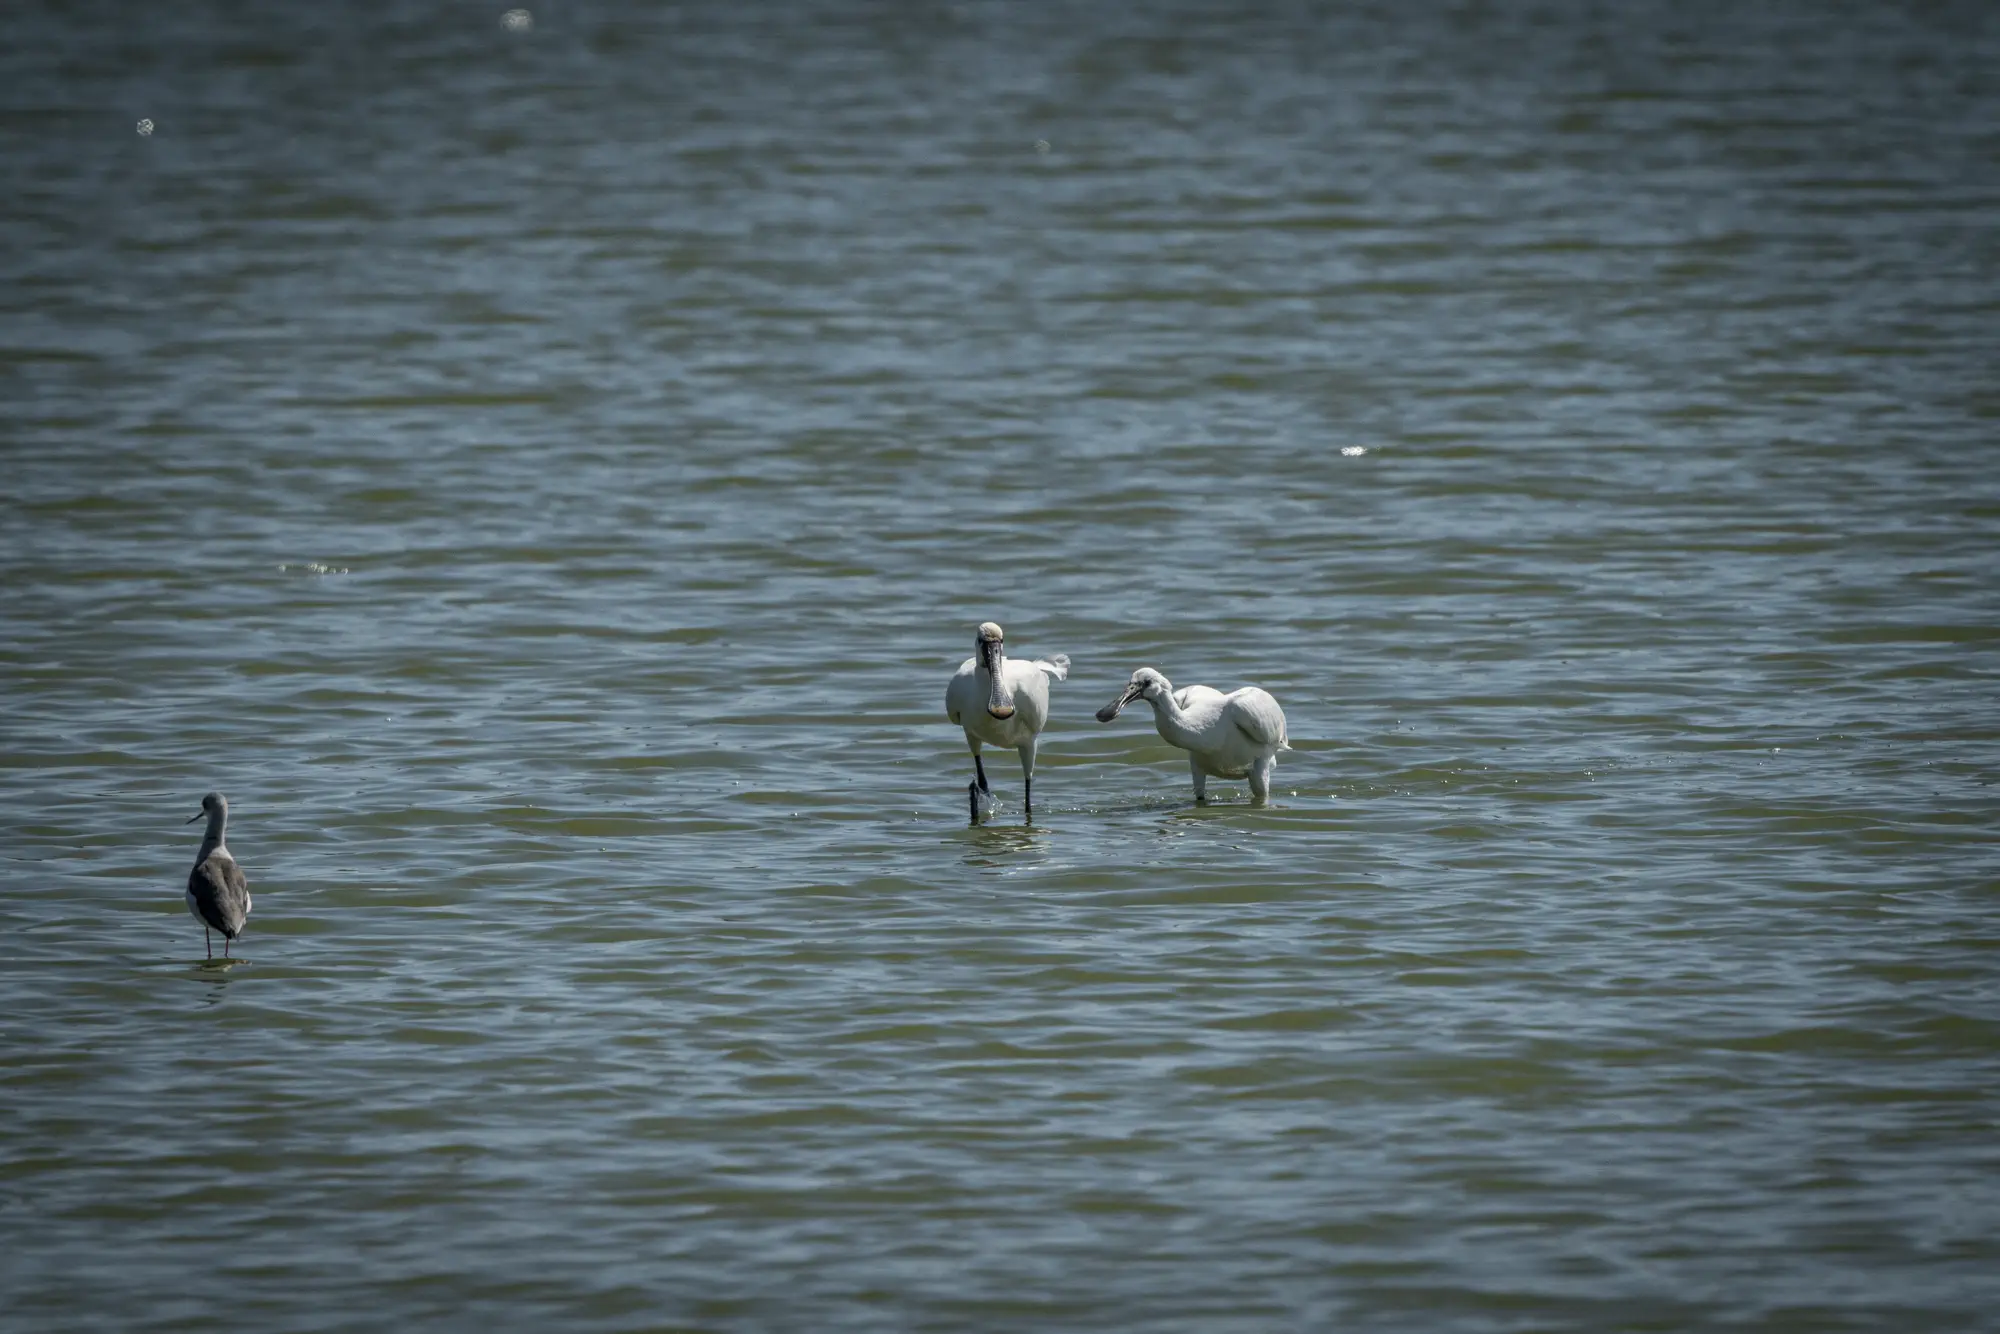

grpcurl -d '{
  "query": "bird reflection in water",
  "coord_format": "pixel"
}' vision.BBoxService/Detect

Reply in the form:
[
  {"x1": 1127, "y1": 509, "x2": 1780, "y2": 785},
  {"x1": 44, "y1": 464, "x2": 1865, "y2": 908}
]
[{"x1": 959, "y1": 821, "x2": 1050, "y2": 869}]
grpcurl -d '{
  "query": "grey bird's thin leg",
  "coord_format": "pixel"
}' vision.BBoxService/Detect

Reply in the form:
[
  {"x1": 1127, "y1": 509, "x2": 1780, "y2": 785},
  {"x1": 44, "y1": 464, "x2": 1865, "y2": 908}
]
[{"x1": 205, "y1": 927, "x2": 212, "y2": 960}]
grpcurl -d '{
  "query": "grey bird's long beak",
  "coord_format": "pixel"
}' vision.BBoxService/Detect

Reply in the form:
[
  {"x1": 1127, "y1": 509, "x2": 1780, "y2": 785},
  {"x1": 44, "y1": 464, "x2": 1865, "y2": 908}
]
[
  {"x1": 186, "y1": 811, "x2": 204, "y2": 824},
  {"x1": 983, "y1": 638, "x2": 1015, "y2": 719},
  {"x1": 1096, "y1": 683, "x2": 1142, "y2": 723}
]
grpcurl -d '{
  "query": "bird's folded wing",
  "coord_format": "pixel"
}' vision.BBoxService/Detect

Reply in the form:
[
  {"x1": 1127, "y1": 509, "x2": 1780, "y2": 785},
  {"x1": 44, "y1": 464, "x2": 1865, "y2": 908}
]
[
  {"x1": 1230, "y1": 694, "x2": 1289, "y2": 749},
  {"x1": 187, "y1": 861, "x2": 238, "y2": 933},
  {"x1": 189, "y1": 856, "x2": 250, "y2": 932}
]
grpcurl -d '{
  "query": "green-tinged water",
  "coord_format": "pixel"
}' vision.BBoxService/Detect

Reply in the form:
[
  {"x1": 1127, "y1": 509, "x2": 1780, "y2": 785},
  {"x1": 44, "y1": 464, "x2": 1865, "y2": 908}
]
[{"x1": 3, "y1": 2, "x2": 1998, "y2": 1329}]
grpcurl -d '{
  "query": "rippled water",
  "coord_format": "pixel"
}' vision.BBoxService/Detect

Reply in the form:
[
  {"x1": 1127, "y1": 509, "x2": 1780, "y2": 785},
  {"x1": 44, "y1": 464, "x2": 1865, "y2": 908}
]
[{"x1": 5, "y1": 2, "x2": 1998, "y2": 1329}]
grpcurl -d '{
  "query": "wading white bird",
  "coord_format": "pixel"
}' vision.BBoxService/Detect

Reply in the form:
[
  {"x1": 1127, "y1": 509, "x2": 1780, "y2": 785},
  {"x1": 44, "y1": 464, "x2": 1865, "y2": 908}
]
[
  {"x1": 185, "y1": 790, "x2": 251, "y2": 959},
  {"x1": 1096, "y1": 668, "x2": 1290, "y2": 804},
  {"x1": 945, "y1": 622, "x2": 1069, "y2": 822}
]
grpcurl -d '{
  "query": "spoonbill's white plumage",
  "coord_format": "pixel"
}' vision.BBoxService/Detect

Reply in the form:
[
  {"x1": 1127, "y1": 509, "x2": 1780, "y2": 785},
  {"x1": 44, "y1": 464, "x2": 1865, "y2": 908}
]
[
  {"x1": 945, "y1": 621, "x2": 1069, "y2": 822},
  {"x1": 185, "y1": 790, "x2": 251, "y2": 959},
  {"x1": 1096, "y1": 667, "x2": 1289, "y2": 804}
]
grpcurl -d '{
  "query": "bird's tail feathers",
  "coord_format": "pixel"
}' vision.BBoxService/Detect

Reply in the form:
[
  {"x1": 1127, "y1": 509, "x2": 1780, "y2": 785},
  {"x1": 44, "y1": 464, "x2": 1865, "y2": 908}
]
[{"x1": 1037, "y1": 653, "x2": 1071, "y2": 682}]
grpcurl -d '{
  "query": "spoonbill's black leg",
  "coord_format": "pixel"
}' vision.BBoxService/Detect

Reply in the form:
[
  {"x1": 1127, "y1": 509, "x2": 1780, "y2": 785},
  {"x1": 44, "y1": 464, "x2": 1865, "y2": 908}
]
[
  {"x1": 974, "y1": 755, "x2": 991, "y2": 794},
  {"x1": 204, "y1": 927, "x2": 212, "y2": 960},
  {"x1": 968, "y1": 781, "x2": 982, "y2": 824},
  {"x1": 1024, "y1": 776, "x2": 1033, "y2": 820}
]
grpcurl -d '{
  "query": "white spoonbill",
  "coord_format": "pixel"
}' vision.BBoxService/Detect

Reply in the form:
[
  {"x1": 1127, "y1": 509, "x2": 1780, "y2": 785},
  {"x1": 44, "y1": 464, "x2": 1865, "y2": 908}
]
[
  {"x1": 945, "y1": 621, "x2": 1069, "y2": 822},
  {"x1": 185, "y1": 790, "x2": 252, "y2": 959},
  {"x1": 1096, "y1": 667, "x2": 1289, "y2": 804}
]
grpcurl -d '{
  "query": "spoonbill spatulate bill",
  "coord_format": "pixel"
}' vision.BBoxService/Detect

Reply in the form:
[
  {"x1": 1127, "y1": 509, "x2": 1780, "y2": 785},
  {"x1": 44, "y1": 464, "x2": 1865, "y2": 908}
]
[
  {"x1": 185, "y1": 790, "x2": 252, "y2": 959},
  {"x1": 1097, "y1": 667, "x2": 1290, "y2": 804},
  {"x1": 946, "y1": 621, "x2": 1069, "y2": 822}
]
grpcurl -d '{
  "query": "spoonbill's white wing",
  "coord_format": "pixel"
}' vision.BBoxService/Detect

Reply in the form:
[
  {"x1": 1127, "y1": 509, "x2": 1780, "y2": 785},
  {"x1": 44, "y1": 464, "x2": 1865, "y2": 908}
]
[
  {"x1": 945, "y1": 657, "x2": 981, "y2": 724},
  {"x1": 1030, "y1": 653, "x2": 1069, "y2": 682},
  {"x1": 1173, "y1": 684, "x2": 1228, "y2": 714},
  {"x1": 1226, "y1": 687, "x2": 1289, "y2": 750}
]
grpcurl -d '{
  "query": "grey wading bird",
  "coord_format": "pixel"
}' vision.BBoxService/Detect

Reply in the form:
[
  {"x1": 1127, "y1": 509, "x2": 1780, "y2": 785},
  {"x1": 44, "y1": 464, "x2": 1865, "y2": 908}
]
[
  {"x1": 185, "y1": 791, "x2": 252, "y2": 959},
  {"x1": 1096, "y1": 667, "x2": 1289, "y2": 804},
  {"x1": 945, "y1": 622, "x2": 1069, "y2": 822}
]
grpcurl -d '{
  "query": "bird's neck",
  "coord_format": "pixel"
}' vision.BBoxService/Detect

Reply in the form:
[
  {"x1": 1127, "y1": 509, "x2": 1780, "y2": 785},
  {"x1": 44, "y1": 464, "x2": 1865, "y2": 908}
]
[
  {"x1": 199, "y1": 813, "x2": 227, "y2": 862},
  {"x1": 1147, "y1": 692, "x2": 1198, "y2": 747}
]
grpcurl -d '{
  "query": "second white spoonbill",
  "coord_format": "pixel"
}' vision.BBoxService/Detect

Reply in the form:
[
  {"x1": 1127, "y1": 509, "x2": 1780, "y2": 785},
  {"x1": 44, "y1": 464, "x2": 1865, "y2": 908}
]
[
  {"x1": 1096, "y1": 667, "x2": 1289, "y2": 804},
  {"x1": 945, "y1": 621, "x2": 1069, "y2": 822}
]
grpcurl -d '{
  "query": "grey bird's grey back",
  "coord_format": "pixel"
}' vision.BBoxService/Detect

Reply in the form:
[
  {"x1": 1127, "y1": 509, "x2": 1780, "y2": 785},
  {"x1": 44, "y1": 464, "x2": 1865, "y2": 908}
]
[{"x1": 186, "y1": 791, "x2": 251, "y2": 941}]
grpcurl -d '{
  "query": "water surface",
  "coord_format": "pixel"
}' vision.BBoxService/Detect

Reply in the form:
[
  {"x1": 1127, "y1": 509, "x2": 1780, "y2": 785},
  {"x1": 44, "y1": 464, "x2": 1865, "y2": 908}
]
[{"x1": 3, "y1": 2, "x2": 1998, "y2": 1329}]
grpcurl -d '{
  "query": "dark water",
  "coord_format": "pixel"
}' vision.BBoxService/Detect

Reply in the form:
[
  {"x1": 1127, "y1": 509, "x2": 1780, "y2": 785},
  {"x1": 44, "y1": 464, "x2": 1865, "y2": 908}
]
[{"x1": 4, "y1": 2, "x2": 1998, "y2": 1329}]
